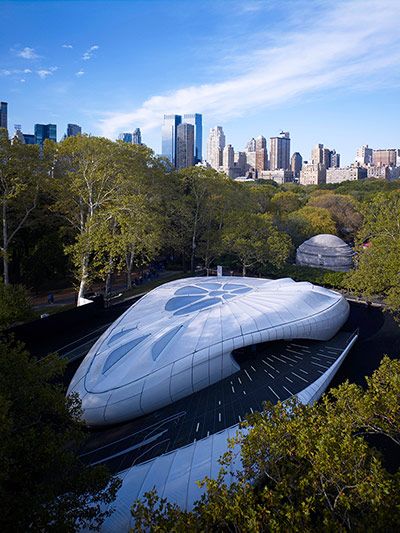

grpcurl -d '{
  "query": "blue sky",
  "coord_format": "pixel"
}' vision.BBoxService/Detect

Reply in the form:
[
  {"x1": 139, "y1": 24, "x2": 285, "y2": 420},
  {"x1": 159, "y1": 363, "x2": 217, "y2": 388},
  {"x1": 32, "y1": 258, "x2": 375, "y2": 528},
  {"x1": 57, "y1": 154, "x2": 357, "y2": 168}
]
[{"x1": 1, "y1": 0, "x2": 400, "y2": 164}]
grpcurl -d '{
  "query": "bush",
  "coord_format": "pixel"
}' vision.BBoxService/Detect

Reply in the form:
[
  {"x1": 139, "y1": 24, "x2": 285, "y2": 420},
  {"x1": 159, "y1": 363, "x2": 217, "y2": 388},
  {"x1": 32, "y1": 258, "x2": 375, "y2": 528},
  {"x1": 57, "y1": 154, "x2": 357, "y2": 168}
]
[
  {"x1": 261, "y1": 263, "x2": 347, "y2": 289},
  {"x1": 0, "y1": 283, "x2": 33, "y2": 328}
]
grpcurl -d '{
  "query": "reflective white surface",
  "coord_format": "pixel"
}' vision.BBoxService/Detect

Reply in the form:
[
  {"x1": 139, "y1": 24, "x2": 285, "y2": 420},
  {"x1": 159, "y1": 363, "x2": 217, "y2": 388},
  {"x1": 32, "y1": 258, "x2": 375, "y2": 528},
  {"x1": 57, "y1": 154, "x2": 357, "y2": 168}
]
[{"x1": 68, "y1": 276, "x2": 350, "y2": 426}]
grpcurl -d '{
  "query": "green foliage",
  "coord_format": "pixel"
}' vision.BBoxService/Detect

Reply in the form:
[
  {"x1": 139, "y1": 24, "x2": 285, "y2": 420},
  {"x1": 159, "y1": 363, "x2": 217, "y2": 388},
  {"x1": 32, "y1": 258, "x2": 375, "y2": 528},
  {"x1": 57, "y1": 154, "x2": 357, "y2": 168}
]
[
  {"x1": 0, "y1": 339, "x2": 120, "y2": 531},
  {"x1": 222, "y1": 212, "x2": 292, "y2": 275},
  {"x1": 262, "y1": 263, "x2": 346, "y2": 289},
  {"x1": 285, "y1": 205, "x2": 337, "y2": 247},
  {"x1": 307, "y1": 192, "x2": 362, "y2": 239},
  {"x1": 131, "y1": 356, "x2": 400, "y2": 532},
  {"x1": 345, "y1": 190, "x2": 400, "y2": 317},
  {"x1": 0, "y1": 282, "x2": 33, "y2": 328}
]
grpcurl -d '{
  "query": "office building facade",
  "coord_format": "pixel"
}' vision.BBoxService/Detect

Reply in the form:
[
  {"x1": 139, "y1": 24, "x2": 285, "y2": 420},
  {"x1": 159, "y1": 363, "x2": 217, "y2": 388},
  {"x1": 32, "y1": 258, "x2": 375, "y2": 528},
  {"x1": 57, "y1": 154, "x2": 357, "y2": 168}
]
[
  {"x1": 0, "y1": 101, "x2": 7, "y2": 130},
  {"x1": 162, "y1": 114, "x2": 182, "y2": 166},
  {"x1": 326, "y1": 167, "x2": 367, "y2": 184},
  {"x1": 67, "y1": 123, "x2": 82, "y2": 137},
  {"x1": 270, "y1": 131, "x2": 290, "y2": 170},
  {"x1": 206, "y1": 126, "x2": 226, "y2": 169},
  {"x1": 373, "y1": 148, "x2": 397, "y2": 167},
  {"x1": 355, "y1": 145, "x2": 373, "y2": 166},
  {"x1": 34, "y1": 123, "x2": 57, "y2": 145},
  {"x1": 176, "y1": 123, "x2": 194, "y2": 169},
  {"x1": 300, "y1": 163, "x2": 326, "y2": 185},
  {"x1": 291, "y1": 152, "x2": 303, "y2": 178},
  {"x1": 183, "y1": 114, "x2": 202, "y2": 163}
]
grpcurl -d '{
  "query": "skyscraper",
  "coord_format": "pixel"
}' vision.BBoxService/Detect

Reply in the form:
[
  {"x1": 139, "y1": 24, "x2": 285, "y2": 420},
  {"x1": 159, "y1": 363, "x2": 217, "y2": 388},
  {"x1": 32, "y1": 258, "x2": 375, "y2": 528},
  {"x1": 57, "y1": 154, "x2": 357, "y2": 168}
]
[
  {"x1": 270, "y1": 131, "x2": 290, "y2": 170},
  {"x1": 132, "y1": 128, "x2": 142, "y2": 145},
  {"x1": 34, "y1": 123, "x2": 57, "y2": 145},
  {"x1": 223, "y1": 144, "x2": 234, "y2": 170},
  {"x1": 176, "y1": 123, "x2": 194, "y2": 169},
  {"x1": 0, "y1": 102, "x2": 7, "y2": 130},
  {"x1": 255, "y1": 135, "x2": 268, "y2": 172},
  {"x1": 291, "y1": 152, "x2": 303, "y2": 178},
  {"x1": 246, "y1": 137, "x2": 256, "y2": 152},
  {"x1": 206, "y1": 126, "x2": 226, "y2": 169},
  {"x1": 183, "y1": 114, "x2": 202, "y2": 163},
  {"x1": 67, "y1": 123, "x2": 82, "y2": 137},
  {"x1": 118, "y1": 132, "x2": 133, "y2": 143},
  {"x1": 162, "y1": 114, "x2": 182, "y2": 166}
]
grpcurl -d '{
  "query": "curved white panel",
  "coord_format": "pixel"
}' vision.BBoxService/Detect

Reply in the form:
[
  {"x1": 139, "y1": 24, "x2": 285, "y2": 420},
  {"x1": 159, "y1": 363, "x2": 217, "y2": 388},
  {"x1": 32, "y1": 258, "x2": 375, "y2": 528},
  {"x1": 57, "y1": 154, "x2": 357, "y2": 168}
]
[{"x1": 68, "y1": 276, "x2": 350, "y2": 426}]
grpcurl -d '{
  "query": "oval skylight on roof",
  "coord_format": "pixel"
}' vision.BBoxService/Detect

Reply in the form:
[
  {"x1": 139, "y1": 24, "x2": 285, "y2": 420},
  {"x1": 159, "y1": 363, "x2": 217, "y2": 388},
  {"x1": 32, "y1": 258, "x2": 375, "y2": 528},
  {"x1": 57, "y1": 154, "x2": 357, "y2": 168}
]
[
  {"x1": 164, "y1": 281, "x2": 255, "y2": 315},
  {"x1": 103, "y1": 334, "x2": 150, "y2": 374}
]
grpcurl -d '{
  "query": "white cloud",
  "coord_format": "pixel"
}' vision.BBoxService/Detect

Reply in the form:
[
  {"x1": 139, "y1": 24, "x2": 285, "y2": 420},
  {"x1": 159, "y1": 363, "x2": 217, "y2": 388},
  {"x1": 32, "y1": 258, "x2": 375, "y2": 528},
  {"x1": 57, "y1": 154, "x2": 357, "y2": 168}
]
[
  {"x1": 82, "y1": 44, "x2": 99, "y2": 60},
  {"x1": 20, "y1": 79, "x2": 26, "y2": 83},
  {"x1": 62, "y1": 44, "x2": 73, "y2": 49},
  {"x1": 75, "y1": 69, "x2": 85, "y2": 77},
  {"x1": 23, "y1": 68, "x2": 32, "y2": 73},
  {"x1": 17, "y1": 47, "x2": 39, "y2": 59},
  {"x1": 97, "y1": 0, "x2": 400, "y2": 140},
  {"x1": 37, "y1": 66, "x2": 58, "y2": 79},
  {"x1": 1, "y1": 70, "x2": 11, "y2": 76}
]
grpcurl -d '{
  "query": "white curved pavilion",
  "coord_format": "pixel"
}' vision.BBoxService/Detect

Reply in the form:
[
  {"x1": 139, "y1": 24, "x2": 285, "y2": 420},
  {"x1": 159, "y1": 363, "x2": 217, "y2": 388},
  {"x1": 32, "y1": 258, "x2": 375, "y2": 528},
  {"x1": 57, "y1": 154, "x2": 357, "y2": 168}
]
[{"x1": 68, "y1": 276, "x2": 349, "y2": 426}]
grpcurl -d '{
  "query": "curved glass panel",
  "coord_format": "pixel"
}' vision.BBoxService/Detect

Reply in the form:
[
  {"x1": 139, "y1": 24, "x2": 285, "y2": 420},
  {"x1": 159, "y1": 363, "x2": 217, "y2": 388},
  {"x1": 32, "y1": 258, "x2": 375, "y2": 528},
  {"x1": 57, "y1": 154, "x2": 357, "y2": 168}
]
[
  {"x1": 103, "y1": 335, "x2": 150, "y2": 374},
  {"x1": 197, "y1": 282, "x2": 222, "y2": 290},
  {"x1": 231, "y1": 287, "x2": 252, "y2": 294},
  {"x1": 222, "y1": 294, "x2": 237, "y2": 300},
  {"x1": 208, "y1": 290, "x2": 225, "y2": 296},
  {"x1": 152, "y1": 325, "x2": 183, "y2": 360},
  {"x1": 108, "y1": 327, "x2": 136, "y2": 346},
  {"x1": 222, "y1": 283, "x2": 249, "y2": 290},
  {"x1": 174, "y1": 297, "x2": 222, "y2": 316},
  {"x1": 175, "y1": 286, "x2": 208, "y2": 296},
  {"x1": 165, "y1": 296, "x2": 202, "y2": 311}
]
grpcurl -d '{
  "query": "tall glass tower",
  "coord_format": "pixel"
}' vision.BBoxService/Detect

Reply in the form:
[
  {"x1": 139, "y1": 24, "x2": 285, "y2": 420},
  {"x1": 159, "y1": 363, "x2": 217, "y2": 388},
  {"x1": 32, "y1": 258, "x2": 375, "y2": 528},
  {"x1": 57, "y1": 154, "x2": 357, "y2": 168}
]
[
  {"x1": 0, "y1": 102, "x2": 8, "y2": 130},
  {"x1": 162, "y1": 114, "x2": 182, "y2": 166},
  {"x1": 183, "y1": 113, "x2": 202, "y2": 163},
  {"x1": 67, "y1": 123, "x2": 82, "y2": 137},
  {"x1": 176, "y1": 123, "x2": 194, "y2": 169},
  {"x1": 34, "y1": 123, "x2": 57, "y2": 145}
]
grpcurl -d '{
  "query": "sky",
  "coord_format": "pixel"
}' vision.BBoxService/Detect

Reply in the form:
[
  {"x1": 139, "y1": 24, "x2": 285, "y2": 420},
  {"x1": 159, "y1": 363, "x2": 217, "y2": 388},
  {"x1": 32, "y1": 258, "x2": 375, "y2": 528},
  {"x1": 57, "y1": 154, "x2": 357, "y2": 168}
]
[{"x1": 1, "y1": 0, "x2": 400, "y2": 164}]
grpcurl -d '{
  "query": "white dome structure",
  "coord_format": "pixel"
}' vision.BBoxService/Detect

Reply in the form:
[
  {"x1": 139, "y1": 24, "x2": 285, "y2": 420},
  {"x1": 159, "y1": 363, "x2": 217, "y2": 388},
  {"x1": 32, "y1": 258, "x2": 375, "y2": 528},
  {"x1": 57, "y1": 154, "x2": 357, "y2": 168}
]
[
  {"x1": 68, "y1": 276, "x2": 349, "y2": 426},
  {"x1": 296, "y1": 234, "x2": 354, "y2": 272}
]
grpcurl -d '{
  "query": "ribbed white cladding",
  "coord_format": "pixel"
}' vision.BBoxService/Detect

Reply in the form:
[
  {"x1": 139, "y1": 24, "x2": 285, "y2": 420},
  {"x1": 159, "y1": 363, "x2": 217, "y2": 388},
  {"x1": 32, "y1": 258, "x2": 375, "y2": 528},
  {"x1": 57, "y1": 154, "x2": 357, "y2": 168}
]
[
  {"x1": 68, "y1": 276, "x2": 350, "y2": 426},
  {"x1": 296, "y1": 234, "x2": 354, "y2": 272}
]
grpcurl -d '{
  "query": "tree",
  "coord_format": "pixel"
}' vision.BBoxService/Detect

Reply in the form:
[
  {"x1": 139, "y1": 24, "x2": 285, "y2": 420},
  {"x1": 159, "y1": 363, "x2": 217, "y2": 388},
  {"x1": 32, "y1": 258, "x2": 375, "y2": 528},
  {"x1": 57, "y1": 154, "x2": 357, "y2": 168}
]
[
  {"x1": 0, "y1": 129, "x2": 47, "y2": 284},
  {"x1": 270, "y1": 190, "x2": 303, "y2": 215},
  {"x1": 307, "y1": 192, "x2": 362, "y2": 239},
  {"x1": 0, "y1": 282, "x2": 33, "y2": 328},
  {"x1": 0, "y1": 339, "x2": 120, "y2": 531},
  {"x1": 131, "y1": 356, "x2": 400, "y2": 531},
  {"x1": 286, "y1": 205, "x2": 336, "y2": 246},
  {"x1": 345, "y1": 190, "x2": 400, "y2": 318},
  {"x1": 53, "y1": 136, "x2": 125, "y2": 303},
  {"x1": 222, "y1": 213, "x2": 292, "y2": 275}
]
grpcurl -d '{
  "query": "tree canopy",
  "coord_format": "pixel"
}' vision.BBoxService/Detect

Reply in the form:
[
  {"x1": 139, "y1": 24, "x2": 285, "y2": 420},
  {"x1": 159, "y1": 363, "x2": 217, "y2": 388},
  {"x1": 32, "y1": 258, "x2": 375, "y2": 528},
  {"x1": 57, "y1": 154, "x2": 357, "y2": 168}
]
[
  {"x1": 131, "y1": 356, "x2": 400, "y2": 532},
  {"x1": 0, "y1": 339, "x2": 120, "y2": 531}
]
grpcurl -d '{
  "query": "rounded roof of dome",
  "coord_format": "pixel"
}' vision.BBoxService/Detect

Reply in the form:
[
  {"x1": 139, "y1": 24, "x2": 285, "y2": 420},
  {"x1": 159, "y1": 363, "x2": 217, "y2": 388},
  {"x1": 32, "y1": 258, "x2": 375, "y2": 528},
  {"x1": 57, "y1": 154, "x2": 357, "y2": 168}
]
[
  {"x1": 296, "y1": 234, "x2": 354, "y2": 265},
  {"x1": 304, "y1": 234, "x2": 348, "y2": 247}
]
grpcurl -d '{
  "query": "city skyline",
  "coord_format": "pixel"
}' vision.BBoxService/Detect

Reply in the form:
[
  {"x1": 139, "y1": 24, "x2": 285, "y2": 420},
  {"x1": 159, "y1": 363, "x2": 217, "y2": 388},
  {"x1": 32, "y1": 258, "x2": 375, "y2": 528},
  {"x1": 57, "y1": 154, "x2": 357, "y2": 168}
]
[{"x1": 1, "y1": 1, "x2": 400, "y2": 164}]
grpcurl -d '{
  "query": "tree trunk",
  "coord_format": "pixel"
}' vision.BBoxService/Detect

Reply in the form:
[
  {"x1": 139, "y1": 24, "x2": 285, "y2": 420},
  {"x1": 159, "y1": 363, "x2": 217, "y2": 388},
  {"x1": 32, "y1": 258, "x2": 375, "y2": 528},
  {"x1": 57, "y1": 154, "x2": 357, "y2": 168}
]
[
  {"x1": 2, "y1": 200, "x2": 9, "y2": 285},
  {"x1": 242, "y1": 264, "x2": 246, "y2": 277},
  {"x1": 125, "y1": 249, "x2": 134, "y2": 289},
  {"x1": 77, "y1": 253, "x2": 90, "y2": 305}
]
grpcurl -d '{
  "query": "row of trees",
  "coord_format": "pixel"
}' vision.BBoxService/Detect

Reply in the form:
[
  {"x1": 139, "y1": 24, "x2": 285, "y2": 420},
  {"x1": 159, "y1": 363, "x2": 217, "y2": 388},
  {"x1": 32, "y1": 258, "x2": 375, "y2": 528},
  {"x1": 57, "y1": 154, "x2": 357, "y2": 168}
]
[{"x1": 1, "y1": 128, "x2": 400, "y2": 313}]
